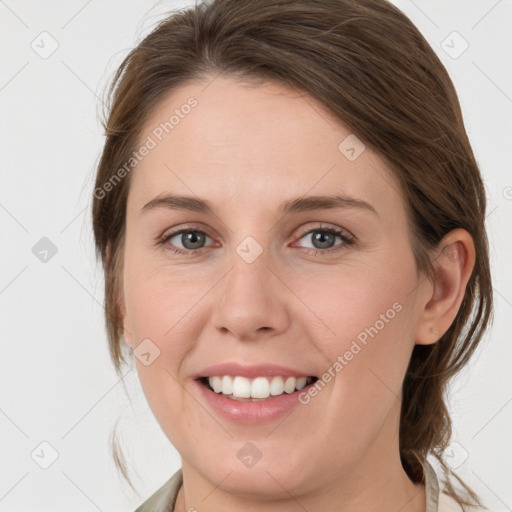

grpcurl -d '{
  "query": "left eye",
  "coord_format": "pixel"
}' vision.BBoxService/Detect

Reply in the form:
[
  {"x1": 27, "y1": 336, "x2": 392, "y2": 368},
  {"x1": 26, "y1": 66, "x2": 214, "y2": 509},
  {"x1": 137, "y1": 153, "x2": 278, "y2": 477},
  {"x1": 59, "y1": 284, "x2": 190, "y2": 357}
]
[{"x1": 293, "y1": 227, "x2": 354, "y2": 252}]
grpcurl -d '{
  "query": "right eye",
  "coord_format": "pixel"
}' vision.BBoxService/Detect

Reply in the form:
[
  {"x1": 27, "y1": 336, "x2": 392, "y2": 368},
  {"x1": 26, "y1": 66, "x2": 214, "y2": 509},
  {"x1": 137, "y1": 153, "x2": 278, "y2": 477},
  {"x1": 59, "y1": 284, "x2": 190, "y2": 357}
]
[{"x1": 158, "y1": 227, "x2": 216, "y2": 255}]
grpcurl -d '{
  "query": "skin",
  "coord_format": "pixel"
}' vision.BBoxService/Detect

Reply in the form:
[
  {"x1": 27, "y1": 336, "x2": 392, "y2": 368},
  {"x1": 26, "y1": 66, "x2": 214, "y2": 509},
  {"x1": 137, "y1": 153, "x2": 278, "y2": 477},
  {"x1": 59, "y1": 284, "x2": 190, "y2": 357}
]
[{"x1": 118, "y1": 75, "x2": 475, "y2": 512}]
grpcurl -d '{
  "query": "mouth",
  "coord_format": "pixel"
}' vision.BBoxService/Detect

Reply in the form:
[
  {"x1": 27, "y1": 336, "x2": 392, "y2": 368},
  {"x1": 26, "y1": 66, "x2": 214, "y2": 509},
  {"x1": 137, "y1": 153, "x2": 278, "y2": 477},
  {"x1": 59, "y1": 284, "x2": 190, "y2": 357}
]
[
  {"x1": 197, "y1": 375, "x2": 319, "y2": 401},
  {"x1": 194, "y1": 372, "x2": 322, "y2": 424}
]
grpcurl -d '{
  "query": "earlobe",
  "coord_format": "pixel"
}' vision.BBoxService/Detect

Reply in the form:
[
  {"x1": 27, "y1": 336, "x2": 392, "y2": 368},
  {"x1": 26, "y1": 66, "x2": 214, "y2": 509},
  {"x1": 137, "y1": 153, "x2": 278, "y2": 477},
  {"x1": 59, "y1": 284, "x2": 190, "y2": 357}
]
[{"x1": 414, "y1": 228, "x2": 475, "y2": 346}]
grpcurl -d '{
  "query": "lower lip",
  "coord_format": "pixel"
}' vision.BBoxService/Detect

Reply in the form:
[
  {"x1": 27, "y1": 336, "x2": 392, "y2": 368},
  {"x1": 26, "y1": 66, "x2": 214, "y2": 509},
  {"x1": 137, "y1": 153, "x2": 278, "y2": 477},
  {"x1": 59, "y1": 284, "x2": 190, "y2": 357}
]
[{"x1": 194, "y1": 379, "x2": 316, "y2": 425}]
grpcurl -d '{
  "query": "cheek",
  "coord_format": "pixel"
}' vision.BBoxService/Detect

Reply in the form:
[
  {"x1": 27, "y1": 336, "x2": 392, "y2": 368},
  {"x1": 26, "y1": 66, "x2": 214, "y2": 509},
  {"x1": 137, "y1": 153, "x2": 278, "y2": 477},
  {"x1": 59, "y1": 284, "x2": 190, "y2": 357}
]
[
  {"x1": 122, "y1": 266, "x2": 205, "y2": 441},
  {"x1": 303, "y1": 253, "x2": 418, "y2": 414},
  {"x1": 123, "y1": 246, "x2": 206, "y2": 345}
]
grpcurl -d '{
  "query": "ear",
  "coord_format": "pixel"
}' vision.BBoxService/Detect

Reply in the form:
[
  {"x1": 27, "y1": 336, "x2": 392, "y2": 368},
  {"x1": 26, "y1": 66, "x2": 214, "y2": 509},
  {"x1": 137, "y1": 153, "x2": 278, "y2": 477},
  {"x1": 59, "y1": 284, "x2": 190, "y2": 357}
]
[
  {"x1": 106, "y1": 241, "x2": 133, "y2": 350},
  {"x1": 414, "y1": 228, "x2": 476, "y2": 345}
]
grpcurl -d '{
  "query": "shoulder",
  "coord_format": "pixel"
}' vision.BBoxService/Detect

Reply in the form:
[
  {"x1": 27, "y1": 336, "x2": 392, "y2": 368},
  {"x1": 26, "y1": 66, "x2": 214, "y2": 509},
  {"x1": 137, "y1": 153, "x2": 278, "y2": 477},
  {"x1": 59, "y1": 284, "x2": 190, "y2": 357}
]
[
  {"x1": 423, "y1": 459, "x2": 488, "y2": 512},
  {"x1": 438, "y1": 492, "x2": 465, "y2": 511},
  {"x1": 133, "y1": 468, "x2": 183, "y2": 512},
  {"x1": 439, "y1": 491, "x2": 488, "y2": 512}
]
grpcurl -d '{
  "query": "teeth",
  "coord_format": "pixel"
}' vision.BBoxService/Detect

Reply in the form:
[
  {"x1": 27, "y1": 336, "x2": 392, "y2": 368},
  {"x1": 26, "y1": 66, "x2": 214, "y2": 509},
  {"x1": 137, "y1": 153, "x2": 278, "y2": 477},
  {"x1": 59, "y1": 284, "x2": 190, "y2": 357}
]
[{"x1": 207, "y1": 375, "x2": 311, "y2": 399}]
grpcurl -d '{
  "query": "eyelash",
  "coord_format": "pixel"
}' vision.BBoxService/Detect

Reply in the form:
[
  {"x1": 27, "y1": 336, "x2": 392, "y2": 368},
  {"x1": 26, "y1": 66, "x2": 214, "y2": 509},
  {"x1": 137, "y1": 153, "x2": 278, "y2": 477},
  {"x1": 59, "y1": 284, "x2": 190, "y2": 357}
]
[{"x1": 157, "y1": 224, "x2": 355, "y2": 257}]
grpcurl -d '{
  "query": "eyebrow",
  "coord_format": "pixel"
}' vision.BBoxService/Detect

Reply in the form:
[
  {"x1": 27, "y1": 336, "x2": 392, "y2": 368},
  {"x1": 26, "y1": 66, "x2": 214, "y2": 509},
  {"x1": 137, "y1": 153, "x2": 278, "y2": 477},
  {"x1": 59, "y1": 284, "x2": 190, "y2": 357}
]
[{"x1": 140, "y1": 193, "x2": 379, "y2": 218}]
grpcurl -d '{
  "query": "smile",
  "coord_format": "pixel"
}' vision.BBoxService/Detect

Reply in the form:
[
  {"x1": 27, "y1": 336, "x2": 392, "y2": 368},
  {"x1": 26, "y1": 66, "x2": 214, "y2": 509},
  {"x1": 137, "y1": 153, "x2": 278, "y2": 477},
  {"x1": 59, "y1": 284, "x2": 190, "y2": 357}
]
[
  {"x1": 202, "y1": 375, "x2": 317, "y2": 400},
  {"x1": 195, "y1": 375, "x2": 320, "y2": 424}
]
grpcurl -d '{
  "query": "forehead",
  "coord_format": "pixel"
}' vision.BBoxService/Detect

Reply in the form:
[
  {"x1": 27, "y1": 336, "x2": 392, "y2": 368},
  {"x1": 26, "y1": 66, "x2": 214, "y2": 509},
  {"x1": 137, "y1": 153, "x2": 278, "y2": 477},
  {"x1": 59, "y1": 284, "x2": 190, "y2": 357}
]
[{"x1": 128, "y1": 76, "x2": 404, "y2": 219}]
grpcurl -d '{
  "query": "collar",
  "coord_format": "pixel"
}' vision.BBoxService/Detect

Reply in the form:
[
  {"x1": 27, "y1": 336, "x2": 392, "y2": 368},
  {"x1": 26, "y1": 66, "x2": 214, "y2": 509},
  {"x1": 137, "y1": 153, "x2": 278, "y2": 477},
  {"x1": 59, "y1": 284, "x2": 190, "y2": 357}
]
[{"x1": 424, "y1": 458, "x2": 441, "y2": 511}]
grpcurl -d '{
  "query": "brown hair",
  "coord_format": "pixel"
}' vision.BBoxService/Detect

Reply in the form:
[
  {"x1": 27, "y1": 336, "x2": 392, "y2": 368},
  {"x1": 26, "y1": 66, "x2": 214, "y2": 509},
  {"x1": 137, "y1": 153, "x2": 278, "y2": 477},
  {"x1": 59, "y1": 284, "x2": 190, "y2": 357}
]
[{"x1": 91, "y1": 0, "x2": 493, "y2": 507}]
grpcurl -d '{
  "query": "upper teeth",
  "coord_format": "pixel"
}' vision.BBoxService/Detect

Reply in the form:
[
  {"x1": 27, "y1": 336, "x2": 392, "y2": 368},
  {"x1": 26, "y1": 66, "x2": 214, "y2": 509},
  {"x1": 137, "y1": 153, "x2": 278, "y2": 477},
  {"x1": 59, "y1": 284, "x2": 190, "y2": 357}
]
[{"x1": 207, "y1": 375, "x2": 312, "y2": 399}]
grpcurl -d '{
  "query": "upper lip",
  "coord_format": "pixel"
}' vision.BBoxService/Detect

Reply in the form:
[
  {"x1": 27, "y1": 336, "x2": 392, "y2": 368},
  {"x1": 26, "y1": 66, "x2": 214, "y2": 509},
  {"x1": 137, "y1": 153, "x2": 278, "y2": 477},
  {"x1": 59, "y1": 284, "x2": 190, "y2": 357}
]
[{"x1": 194, "y1": 362, "x2": 316, "y2": 380}]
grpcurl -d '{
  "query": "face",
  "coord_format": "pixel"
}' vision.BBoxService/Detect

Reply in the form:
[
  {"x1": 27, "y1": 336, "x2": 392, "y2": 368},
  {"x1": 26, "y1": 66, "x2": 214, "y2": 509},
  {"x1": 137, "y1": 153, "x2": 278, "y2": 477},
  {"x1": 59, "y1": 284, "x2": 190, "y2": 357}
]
[{"x1": 120, "y1": 75, "x2": 433, "y2": 498}]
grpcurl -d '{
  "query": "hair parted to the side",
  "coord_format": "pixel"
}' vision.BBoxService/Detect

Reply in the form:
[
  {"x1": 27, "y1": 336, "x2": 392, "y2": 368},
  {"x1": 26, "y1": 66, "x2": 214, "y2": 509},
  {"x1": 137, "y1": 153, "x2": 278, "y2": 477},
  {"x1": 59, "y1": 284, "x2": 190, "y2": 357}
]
[{"x1": 91, "y1": 0, "x2": 493, "y2": 507}]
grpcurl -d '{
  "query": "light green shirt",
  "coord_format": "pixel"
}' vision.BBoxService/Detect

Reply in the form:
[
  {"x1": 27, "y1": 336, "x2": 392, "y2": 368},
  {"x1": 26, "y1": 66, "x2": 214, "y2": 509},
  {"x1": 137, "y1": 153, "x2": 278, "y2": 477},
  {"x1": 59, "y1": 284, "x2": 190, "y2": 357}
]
[{"x1": 134, "y1": 460, "x2": 482, "y2": 511}]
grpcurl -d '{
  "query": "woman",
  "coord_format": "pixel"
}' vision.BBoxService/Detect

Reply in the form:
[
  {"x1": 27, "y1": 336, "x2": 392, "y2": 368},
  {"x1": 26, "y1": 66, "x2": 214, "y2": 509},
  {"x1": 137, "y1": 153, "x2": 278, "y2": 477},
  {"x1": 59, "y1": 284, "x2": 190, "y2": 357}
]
[{"x1": 91, "y1": 0, "x2": 493, "y2": 510}]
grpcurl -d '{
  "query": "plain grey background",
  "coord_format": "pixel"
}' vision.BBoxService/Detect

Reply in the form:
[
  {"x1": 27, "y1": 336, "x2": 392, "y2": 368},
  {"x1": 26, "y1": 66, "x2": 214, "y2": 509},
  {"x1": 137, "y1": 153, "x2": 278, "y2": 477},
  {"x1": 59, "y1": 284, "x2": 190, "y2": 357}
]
[{"x1": 1, "y1": 0, "x2": 511, "y2": 510}]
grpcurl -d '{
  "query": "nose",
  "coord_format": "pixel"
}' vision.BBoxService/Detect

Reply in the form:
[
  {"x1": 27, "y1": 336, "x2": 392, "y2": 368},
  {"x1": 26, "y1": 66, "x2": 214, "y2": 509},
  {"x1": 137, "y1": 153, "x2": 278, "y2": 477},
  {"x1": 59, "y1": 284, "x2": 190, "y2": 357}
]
[{"x1": 210, "y1": 247, "x2": 290, "y2": 341}]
